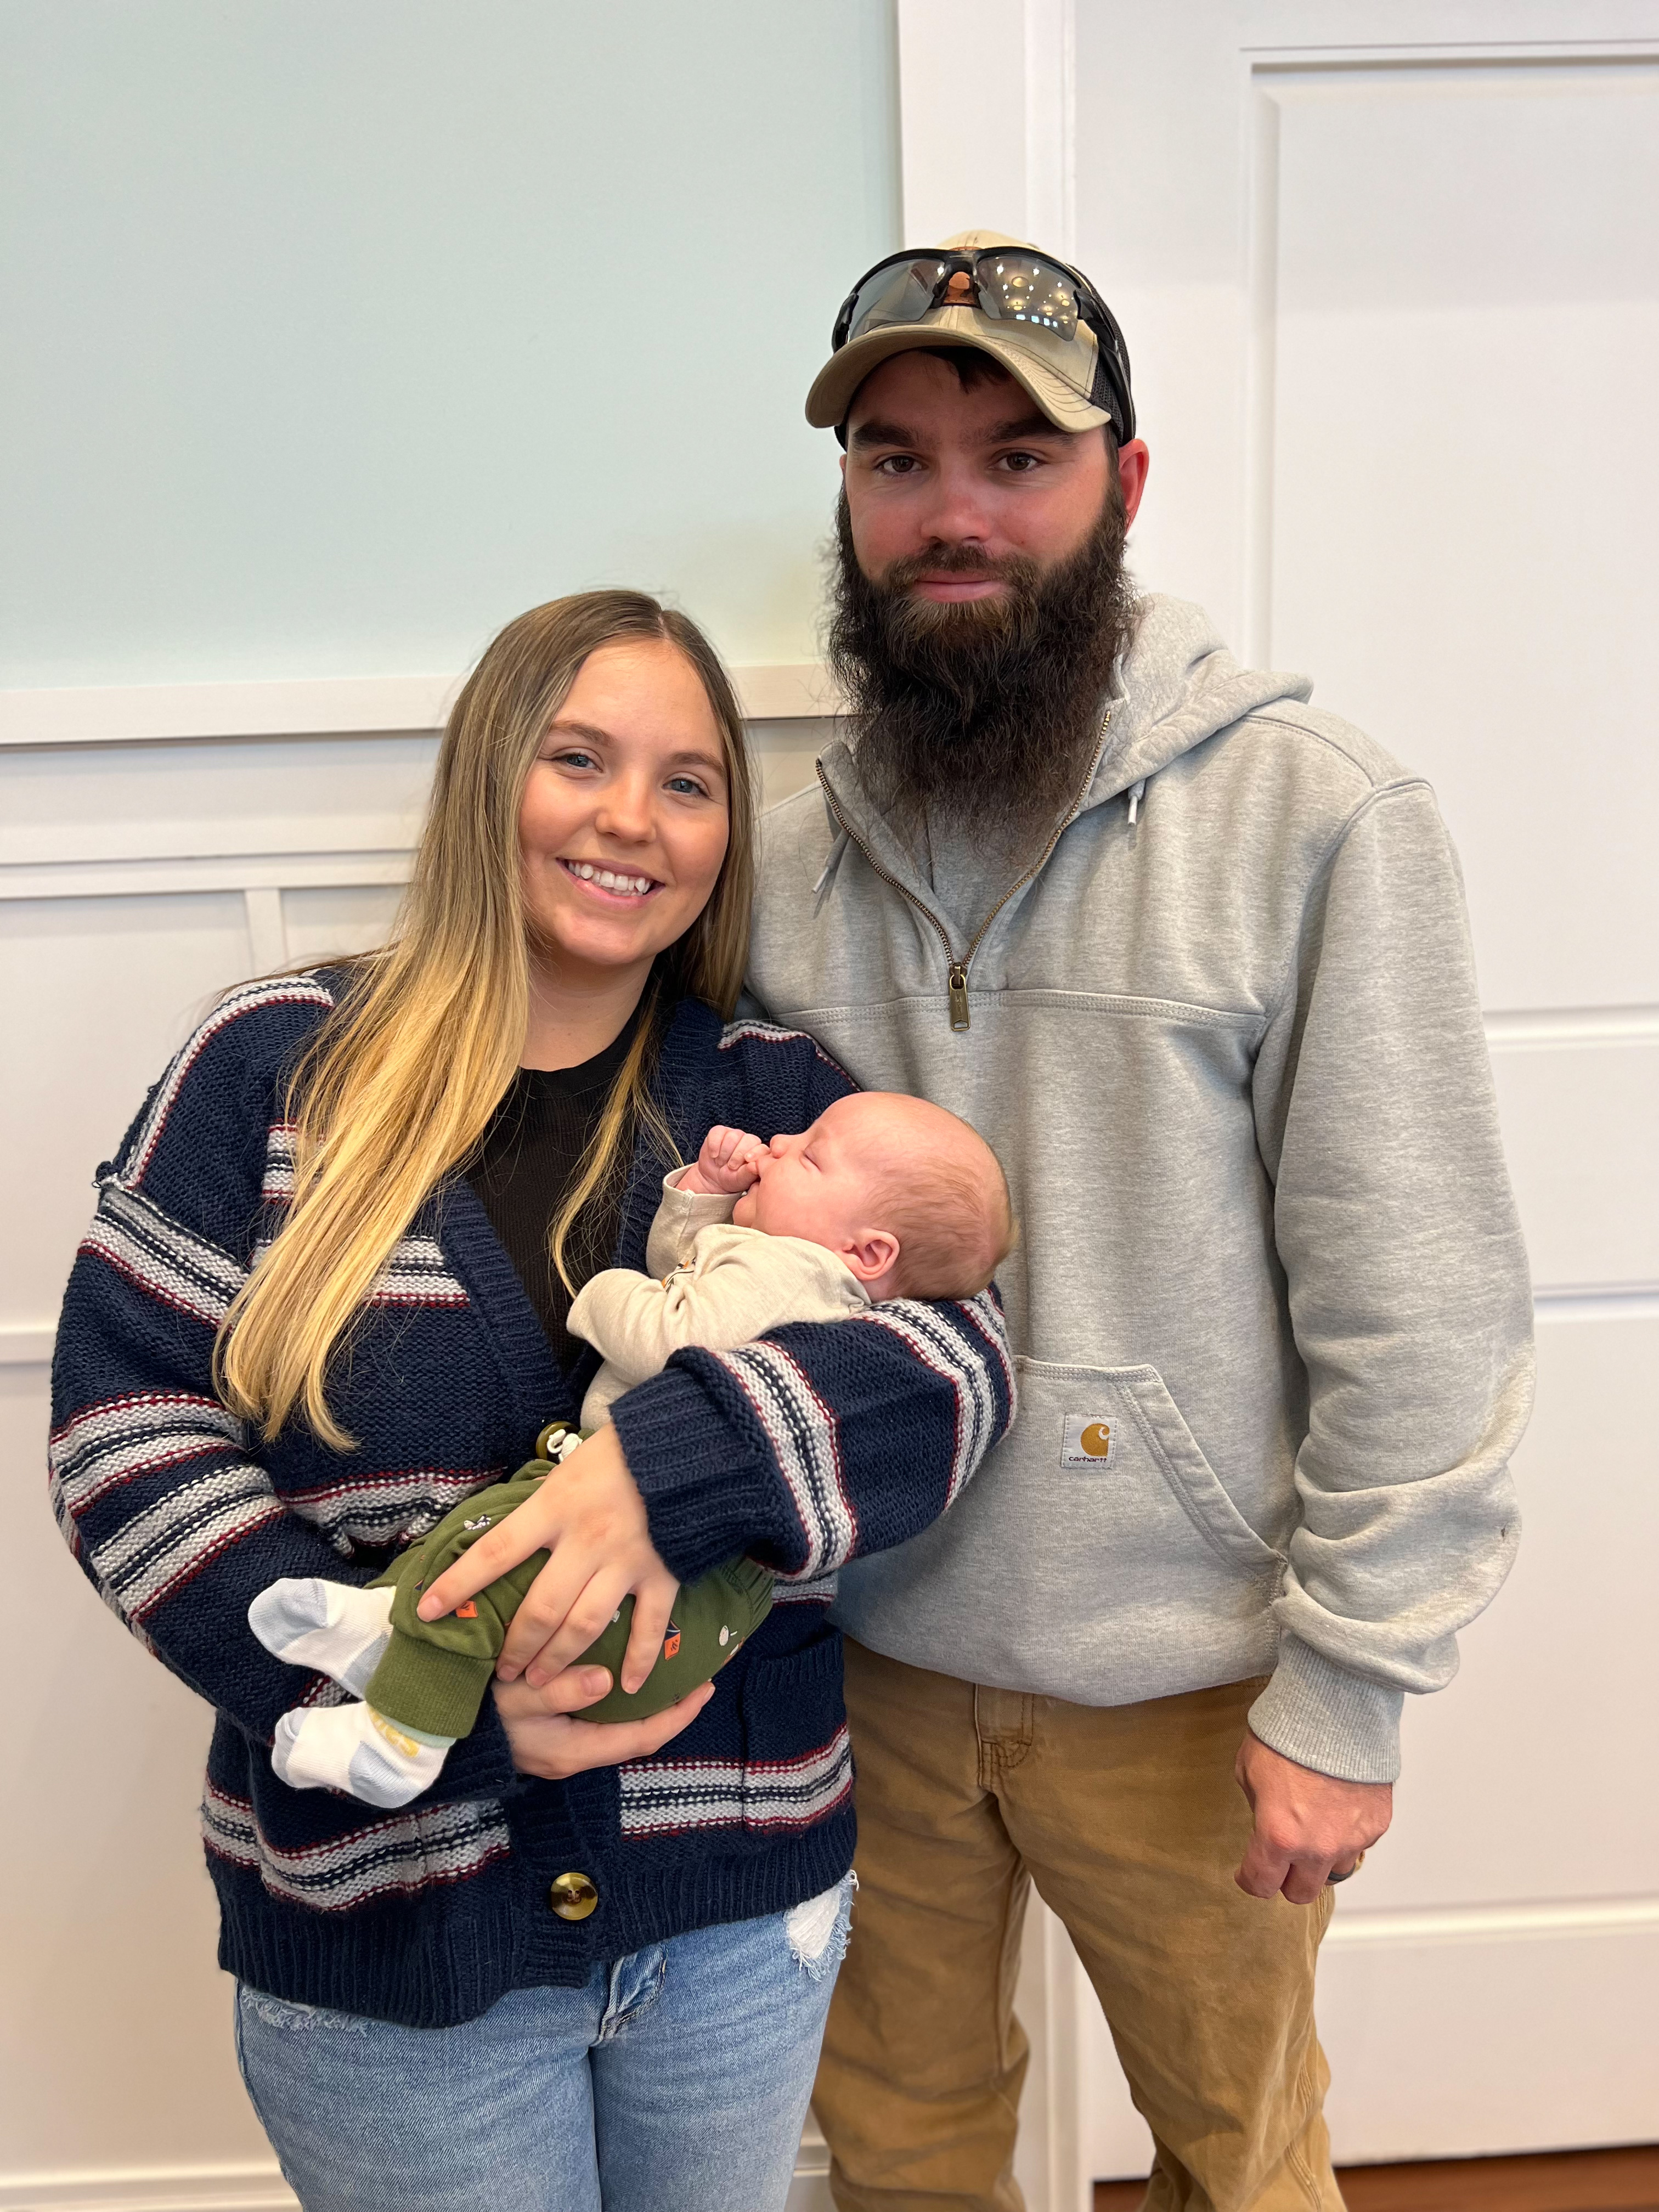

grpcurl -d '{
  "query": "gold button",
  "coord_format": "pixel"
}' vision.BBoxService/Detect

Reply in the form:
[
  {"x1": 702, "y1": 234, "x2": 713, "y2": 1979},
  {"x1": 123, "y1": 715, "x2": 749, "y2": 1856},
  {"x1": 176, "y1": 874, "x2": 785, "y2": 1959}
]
[{"x1": 549, "y1": 1871, "x2": 599, "y2": 1921}]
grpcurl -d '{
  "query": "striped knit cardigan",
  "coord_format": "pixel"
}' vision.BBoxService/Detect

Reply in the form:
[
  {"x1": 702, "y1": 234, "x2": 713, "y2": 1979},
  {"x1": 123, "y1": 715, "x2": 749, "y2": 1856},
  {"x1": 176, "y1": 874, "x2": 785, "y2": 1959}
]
[{"x1": 48, "y1": 974, "x2": 1015, "y2": 2029}]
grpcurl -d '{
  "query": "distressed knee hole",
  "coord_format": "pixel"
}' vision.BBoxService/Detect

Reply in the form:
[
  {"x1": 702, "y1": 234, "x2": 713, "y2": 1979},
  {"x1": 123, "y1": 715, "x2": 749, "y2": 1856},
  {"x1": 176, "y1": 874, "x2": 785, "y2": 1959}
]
[{"x1": 786, "y1": 1871, "x2": 856, "y2": 1978}]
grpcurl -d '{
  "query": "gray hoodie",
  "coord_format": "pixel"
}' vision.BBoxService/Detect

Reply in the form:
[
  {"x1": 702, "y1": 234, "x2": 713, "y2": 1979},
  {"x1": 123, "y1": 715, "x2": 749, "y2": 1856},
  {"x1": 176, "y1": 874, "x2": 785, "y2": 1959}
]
[{"x1": 744, "y1": 595, "x2": 1532, "y2": 1784}]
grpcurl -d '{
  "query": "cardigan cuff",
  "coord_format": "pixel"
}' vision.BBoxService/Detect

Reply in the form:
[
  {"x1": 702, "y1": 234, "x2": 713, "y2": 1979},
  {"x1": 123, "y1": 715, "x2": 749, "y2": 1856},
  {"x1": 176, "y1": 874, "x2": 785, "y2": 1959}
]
[
  {"x1": 1246, "y1": 1635, "x2": 1403, "y2": 1785},
  {"x1": 611, "y1": 1364, "x2": 779, "y2": 1585}
]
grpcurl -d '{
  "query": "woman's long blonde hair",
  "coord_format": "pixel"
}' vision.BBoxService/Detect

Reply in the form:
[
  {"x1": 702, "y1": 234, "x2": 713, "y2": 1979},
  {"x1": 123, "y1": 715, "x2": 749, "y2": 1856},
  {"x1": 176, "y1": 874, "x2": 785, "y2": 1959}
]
[{"x1": 217, "y1": 590, "x2": 756, "y2": 1449}]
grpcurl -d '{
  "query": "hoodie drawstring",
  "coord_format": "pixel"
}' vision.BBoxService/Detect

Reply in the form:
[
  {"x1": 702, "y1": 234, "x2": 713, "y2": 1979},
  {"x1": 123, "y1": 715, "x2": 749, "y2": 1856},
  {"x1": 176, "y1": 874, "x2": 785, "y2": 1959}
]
[{"x1": 1127, "y1": 778, "x2": 1147, "y2": 826}]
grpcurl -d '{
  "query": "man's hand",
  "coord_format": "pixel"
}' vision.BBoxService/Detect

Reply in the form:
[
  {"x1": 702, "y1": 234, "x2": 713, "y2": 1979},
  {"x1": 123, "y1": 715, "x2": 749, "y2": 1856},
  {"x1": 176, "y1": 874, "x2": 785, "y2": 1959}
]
[
  {"x1": 682, "y1": 1124, "x2": 766, "y2": 1195},
  {"x1": 1234, "y1": 1729, "x2": 1393, "y2": 1904},
  {"x1": 415, "y1": 1425, "x2": 678, "y2": 1696},
  {"x1": 493, "y1": 1671, "x2": 714, "y2": 1781}
]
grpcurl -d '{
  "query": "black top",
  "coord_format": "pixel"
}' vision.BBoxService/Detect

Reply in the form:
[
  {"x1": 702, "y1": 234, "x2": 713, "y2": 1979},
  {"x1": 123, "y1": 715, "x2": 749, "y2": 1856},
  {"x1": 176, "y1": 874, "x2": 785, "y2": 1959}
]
[{"x1": 465, "y1": 1011, "x2": 642, "y2": 1375}]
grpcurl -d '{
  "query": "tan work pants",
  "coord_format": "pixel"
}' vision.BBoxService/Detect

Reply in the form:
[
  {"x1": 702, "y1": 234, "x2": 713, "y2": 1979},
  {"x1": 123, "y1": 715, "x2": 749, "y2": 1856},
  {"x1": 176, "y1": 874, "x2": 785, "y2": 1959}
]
[{"x1": 815, "y1": 1640, "x2": 1341, "y2": 2212}]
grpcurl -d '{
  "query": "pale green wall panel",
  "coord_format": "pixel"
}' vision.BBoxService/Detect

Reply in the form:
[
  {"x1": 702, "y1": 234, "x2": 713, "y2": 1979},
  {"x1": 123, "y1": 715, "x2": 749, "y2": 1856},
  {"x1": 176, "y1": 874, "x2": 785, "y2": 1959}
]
[{"x1": 1, "y1": 0, "x2": 899, "y2": 685}]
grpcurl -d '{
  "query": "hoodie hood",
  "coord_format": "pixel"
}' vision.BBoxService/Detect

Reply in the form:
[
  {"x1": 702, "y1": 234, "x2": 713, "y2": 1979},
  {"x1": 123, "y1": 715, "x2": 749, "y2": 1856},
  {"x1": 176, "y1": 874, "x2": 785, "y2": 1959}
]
[
  {"x1": 1086, "y1": 595, "x2": 1312, "y2": 809},
  {"x1": 811, "y1": 594, "x2": 1314, "y2": 937}
]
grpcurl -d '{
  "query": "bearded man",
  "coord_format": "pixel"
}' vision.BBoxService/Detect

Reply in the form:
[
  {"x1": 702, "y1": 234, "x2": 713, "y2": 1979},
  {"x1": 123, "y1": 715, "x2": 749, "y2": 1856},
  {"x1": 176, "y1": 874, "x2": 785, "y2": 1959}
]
[{"x1": 742, "y1": 233, "x2": 1534, "y2": 2212}]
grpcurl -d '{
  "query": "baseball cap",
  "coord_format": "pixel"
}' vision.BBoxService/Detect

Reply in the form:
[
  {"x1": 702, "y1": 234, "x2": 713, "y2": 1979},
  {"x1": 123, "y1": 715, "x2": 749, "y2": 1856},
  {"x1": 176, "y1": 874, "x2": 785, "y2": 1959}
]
[{"x1": 805, "y1": 229, "x2": 1133, "y2": 441}]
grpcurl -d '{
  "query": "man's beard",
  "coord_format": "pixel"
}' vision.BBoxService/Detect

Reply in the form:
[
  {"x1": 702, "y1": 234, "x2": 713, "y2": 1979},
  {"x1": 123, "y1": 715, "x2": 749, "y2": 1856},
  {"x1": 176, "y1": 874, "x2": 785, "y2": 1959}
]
[{"x1": 825, "y1": 479, "x2": 1137, "y2": 860}]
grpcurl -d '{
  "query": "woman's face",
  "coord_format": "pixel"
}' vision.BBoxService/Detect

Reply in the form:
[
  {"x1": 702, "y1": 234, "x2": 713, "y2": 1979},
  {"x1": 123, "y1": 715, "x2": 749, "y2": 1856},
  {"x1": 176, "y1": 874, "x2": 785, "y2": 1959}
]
[{"x1": 519, "y1": 639, "x2": 731, "y2": 992}]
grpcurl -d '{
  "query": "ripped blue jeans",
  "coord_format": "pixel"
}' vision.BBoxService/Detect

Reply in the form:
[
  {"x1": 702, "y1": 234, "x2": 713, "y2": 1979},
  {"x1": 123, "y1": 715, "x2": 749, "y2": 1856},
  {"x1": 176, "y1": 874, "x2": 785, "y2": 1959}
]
[{"x1": 235, "y1": 1875, "x2": 854, "y2": 2212}]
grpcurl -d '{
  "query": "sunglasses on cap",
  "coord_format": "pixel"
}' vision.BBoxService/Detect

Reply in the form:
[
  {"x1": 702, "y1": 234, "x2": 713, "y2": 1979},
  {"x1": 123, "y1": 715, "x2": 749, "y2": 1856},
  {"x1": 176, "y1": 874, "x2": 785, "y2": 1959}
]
[{"x1": 830, "y1": 246, "x2": 1135, "y2": 441}]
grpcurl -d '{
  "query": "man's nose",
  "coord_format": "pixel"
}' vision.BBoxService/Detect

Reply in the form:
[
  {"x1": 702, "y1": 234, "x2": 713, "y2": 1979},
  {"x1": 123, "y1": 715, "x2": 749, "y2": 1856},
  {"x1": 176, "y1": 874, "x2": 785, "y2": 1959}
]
[{"x1": 916, "y1": 460, "x2": 995, "y2": 550}]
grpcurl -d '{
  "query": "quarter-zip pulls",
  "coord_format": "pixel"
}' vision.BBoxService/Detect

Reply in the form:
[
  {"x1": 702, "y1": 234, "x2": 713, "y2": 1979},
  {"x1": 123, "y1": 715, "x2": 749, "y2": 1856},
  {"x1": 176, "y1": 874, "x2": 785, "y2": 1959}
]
[{"x1": 815, "y1": 708, "x2": 1115, "y2": 1031}]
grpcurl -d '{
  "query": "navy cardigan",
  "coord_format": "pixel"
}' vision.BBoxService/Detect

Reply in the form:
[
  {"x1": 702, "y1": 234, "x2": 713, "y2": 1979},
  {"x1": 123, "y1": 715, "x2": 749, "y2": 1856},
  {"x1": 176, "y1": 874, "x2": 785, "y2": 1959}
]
[{"x1": 49, "y1": 974, "x2": 1014, "y2": 2028}]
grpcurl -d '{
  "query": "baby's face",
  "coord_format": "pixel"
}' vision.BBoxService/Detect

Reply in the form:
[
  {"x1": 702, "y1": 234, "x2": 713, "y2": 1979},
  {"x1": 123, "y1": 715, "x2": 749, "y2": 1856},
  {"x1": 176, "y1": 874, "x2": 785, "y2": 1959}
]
[{"x1": 732, "y1": 1094, "x2": 895, "y2": 1252}]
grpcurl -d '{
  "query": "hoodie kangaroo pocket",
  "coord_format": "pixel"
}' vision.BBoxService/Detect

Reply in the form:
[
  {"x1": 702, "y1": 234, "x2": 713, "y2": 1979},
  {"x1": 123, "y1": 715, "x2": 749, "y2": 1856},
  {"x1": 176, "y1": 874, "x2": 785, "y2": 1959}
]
[
  {"x1": 831, "y1": 1356, "x2": 1286, "y2": 1705},
  {"x1": 1017, "y1": 1356, "x2": 1284, "y2": 1582},
  {"x1": 949, "y1": 1356, "x2": 1284, "y2": 1696}
]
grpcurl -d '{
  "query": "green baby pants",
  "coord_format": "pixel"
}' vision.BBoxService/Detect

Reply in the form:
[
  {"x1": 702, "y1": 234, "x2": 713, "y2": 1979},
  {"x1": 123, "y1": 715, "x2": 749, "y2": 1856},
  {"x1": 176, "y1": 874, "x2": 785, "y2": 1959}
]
[{"x1": 362, "y1": 1436, "x2": 775, "y2": 1737}]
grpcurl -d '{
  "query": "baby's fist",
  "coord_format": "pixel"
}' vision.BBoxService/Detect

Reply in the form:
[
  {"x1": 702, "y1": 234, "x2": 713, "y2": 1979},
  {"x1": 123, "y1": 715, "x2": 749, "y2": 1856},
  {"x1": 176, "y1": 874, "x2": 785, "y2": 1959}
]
[{"x1": 695, "y1": 1125, "x2": 765, "y2": 1193}]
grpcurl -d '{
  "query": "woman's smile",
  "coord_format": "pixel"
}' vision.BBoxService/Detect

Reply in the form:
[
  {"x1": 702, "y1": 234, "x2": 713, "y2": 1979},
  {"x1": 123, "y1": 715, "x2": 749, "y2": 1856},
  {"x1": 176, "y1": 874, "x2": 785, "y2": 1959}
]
[{"x1": 557, "y1": 857, "x2": 663, "y2": 902}]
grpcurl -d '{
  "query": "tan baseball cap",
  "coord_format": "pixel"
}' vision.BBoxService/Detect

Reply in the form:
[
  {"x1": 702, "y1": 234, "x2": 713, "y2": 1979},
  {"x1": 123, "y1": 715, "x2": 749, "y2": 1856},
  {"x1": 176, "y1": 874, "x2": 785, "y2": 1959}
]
[{"x1": 806, "y1": 229, "x2": 1124, "y2": 437}]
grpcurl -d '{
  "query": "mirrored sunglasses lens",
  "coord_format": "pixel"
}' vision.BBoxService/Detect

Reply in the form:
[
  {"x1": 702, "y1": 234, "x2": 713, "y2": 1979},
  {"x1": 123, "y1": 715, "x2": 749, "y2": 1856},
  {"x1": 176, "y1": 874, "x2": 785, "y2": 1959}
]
[
  {"x1": 847, "y1": 257, "x2": 949, "y2": 341},
  {"x1": 977, "y1": 256, "x2": 1079, "y2": 339}
]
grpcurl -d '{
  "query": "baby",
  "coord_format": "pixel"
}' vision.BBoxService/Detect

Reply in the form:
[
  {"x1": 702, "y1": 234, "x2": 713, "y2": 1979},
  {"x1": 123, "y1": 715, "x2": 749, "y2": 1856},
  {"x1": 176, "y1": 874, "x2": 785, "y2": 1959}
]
[{"x1": 250, "y1": 1092, "x2": 1014, "y2": 1807}]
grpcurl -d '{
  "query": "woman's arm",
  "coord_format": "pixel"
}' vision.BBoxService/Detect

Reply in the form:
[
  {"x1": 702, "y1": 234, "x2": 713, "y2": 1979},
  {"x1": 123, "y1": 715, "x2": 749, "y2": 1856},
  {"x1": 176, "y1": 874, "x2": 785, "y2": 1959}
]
[
  {"x1": 417, "y1": 1286, "x2": 1015, "y2": 1683},
  {"x1": 47, "y1": 987, "x2": 522, "y2": 1804}
]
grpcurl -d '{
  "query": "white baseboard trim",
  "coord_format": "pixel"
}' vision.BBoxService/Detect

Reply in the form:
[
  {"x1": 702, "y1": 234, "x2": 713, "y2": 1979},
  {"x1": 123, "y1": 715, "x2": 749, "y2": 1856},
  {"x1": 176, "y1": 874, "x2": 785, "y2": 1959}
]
[
  {"x1": 0, "y1": 2166, "x2": 296, "y2": 2212},
  {"x1": 1327, "y1": 1894, "x2": 1659, "y2": 1950},
  {"x1": 0, "y1": 664, "x2": 839, "y2": 748},
  {"x1": 0, "y1": 2140, "x2": 830, "y2": 2212}
]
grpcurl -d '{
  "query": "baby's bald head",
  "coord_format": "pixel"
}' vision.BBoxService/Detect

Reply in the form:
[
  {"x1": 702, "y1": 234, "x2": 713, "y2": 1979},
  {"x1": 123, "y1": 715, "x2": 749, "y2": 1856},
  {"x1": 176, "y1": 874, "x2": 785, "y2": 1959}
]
[{"x1": 828, "y1": 1092, "x2": 1015, "y2": 1300}]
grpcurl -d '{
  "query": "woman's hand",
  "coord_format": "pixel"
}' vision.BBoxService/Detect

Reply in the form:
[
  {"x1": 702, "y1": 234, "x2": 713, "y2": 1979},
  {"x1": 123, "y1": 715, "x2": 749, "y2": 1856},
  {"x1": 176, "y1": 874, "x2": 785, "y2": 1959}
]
[
  {"x1": 493, "y1": 1671, "x2": 714, "y2": 1781},
  {"x1": 415, "y1": 1425, "x2": 679, "y2": 1694}
]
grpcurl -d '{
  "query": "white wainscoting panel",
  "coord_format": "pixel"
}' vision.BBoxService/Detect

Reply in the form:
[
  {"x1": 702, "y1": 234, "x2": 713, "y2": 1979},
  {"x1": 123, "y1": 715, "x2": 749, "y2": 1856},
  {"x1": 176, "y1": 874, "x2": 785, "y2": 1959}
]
[
  {"x1": 1489, "y1": 1038, "x2": 1659, "y2": 1295},
  {"x1": 1262, "y1": 58, "x2": 1659, "y2": 1015},
  {"x1": 2, "y1": 894, "x2": 256, "y2": 1331}
]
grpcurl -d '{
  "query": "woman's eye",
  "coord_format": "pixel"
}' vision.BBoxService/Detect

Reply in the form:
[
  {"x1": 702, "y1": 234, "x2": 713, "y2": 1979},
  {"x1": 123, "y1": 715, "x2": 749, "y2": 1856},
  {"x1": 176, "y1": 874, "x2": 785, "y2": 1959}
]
[
  {"x1": 548, "y1": 748, "x2": 597, "y2": 771},
  {"x1": 665, "y1": 776, "x2": 709, "y2": 797}
]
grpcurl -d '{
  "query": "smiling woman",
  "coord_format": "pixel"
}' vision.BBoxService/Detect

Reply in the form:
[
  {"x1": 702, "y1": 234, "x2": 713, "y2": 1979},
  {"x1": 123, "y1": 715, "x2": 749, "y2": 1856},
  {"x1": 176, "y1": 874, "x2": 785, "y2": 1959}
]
[{"x1": 49, "y1": 584, "x2": 1016, "y2": 2210}]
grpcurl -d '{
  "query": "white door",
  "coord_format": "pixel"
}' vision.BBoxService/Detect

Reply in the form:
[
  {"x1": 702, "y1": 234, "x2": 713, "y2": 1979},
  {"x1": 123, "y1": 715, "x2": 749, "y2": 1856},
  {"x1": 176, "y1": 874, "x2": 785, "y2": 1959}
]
[{"x1": 899, "y1": 2, "x2": 1659, "y2": 2200}]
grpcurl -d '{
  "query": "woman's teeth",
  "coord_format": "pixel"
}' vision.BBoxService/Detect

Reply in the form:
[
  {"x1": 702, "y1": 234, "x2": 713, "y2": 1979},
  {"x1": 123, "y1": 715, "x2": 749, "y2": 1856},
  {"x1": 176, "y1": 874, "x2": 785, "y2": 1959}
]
[{"x1": 563, "y1": 861, "x2": 655, "y2": 896}]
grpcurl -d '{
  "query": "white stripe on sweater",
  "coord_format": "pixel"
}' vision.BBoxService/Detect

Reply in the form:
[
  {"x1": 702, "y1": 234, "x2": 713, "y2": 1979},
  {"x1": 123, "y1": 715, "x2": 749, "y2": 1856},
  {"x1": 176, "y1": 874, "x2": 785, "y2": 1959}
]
[
  {"x1": 369, "y1": 1234, "x2": 469, "y2": 1306},
  {"x1": 261, "y1": 1121, "x2": 299, "y2": 1203},
  {"x1": 81, "y1": 1184, "x2": 247, "y2": 1327},
  {"x1": 854, "y1": 1294, "x2": 1008, "y2": 1508},
  {"x1": 49, "y1": 1391, "x2": 244, "y2": 1518},
  {"x1": 117, "y1": 975, "x2": 335, "y2": 1190},
  {"x1": 201, "y1": 1781, "x2": 510, "y2": 1911},
  {"x1": 706, "y1": 1340, "x2": 855, "y2": 1579},
  {"x1": 283, "y1": 1467, "x2": 496, "y2": 1555},
  {"x1": 618, "y1": 1724, "x2": 853, "y2": 1837},
  {"x1": 716, "y1": 1018, "x2": 852, "y2": 1081},
  {"x1": 88, "y1": 1461, "x2": 286, "y2": 1619},
  {"x1": 246, "y1": 1227, "x2": 469, "y2": 1309}
]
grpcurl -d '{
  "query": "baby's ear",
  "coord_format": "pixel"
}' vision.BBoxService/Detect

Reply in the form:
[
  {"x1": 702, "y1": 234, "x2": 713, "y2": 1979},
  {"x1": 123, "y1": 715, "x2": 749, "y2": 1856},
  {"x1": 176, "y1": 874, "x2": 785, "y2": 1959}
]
[{"x1": 842, "y1": 1228, "x2": 901, "y2": 1285}]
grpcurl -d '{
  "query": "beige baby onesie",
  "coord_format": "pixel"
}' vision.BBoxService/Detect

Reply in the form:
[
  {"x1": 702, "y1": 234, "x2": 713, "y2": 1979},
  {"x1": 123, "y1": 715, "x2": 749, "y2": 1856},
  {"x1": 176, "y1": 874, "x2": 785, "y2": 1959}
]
[{"x1": 569, "y1": 1170, "x2": 870, "y2": 1427}]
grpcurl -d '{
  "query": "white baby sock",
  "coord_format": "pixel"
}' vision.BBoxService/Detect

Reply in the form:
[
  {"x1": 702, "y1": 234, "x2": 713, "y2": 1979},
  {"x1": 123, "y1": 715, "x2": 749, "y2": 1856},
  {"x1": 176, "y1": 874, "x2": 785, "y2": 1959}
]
[
  {"x1": 272, "y1": 1702, "x2": 453, "y2": 1810},
  {"x1": 248, "y1": 1579, "x2": 396, "y2": 1697}
]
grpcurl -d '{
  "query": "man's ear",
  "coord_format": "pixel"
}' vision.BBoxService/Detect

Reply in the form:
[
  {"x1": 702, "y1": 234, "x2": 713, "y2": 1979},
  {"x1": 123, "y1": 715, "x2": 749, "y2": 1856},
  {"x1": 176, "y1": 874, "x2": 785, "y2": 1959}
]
[{"x1": 840, "y1": 1228, "x2": 900, "y2": 1285}]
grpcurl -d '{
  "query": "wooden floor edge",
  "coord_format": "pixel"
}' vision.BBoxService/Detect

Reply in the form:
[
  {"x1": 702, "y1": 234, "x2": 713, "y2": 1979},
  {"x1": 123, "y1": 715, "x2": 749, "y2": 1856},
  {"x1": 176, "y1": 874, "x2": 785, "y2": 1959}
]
[{"x1": 1094, "y1": 2142, "x2": 1659, "y2": 2211}]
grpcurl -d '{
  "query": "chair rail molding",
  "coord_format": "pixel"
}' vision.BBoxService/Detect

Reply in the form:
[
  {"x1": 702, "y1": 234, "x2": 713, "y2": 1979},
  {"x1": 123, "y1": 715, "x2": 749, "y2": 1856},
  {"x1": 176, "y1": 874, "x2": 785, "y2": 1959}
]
[{"x1": 0, "y1": 663, "x2": 839, "y2": 749}]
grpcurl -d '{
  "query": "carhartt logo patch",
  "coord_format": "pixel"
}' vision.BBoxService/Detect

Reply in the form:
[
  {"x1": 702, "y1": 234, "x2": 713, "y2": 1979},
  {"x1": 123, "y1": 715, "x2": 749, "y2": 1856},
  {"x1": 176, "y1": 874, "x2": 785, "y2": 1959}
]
[{"x1": 1060, "y1": 1414, "x2": 1116, "y2": 1469}]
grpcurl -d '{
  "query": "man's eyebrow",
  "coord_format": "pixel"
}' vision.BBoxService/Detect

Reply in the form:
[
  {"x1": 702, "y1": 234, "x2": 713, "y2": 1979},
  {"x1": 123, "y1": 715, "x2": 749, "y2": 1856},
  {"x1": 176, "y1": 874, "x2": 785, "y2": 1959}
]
[
  {"x1": 981, "y1": 413, "x2": 1067, "y2": 444},
  {"x1": 848, "y1": 417, "x2": 921, "y2": 451}
]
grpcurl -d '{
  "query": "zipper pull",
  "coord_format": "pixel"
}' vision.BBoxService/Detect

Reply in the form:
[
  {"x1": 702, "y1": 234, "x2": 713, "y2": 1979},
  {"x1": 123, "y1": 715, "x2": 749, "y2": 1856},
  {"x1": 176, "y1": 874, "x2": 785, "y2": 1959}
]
[{"x1": 948, "y1": 964, "x2": 971, "y2": 1031}]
